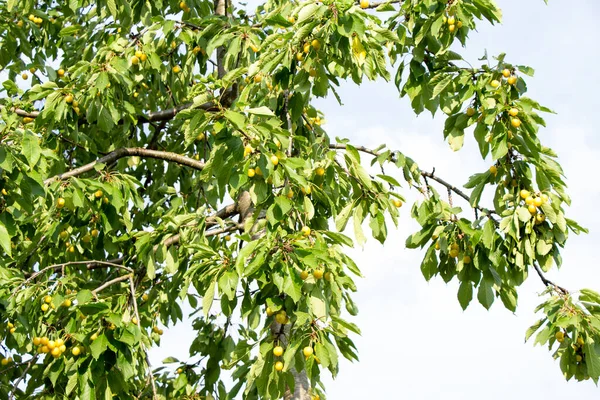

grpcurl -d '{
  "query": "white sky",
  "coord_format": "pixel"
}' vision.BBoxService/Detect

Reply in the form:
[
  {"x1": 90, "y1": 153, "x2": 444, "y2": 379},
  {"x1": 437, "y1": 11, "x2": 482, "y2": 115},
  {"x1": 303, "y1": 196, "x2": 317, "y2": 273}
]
[{"x1": 151, "y1": 0, "x2": 600, "y2": 398}]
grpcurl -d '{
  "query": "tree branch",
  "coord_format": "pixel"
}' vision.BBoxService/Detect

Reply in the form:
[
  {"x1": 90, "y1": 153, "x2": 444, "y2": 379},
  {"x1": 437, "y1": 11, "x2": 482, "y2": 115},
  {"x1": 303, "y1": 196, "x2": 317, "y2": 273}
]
[
  {"x1": 14, "y1": 261, "x2": 133, "y2": 298},
  {"x1": 8, "y1": 355, "x2": 38, "y2": 400},
  {"x1": 44, "y1": 147, "x2": 205, "y2": 185},
  {"x1": 533, "y1": 262, "x2": 568, "y2": 295},
  {"x1": 328, "y1": 143, "x2": 496, "y2": 217},
  {"x1": 92, "y1": 274, "x2": 131, "y2": 296},
  {"x1": 1, "y1": 101, "x2": 217, "y2": 125}
]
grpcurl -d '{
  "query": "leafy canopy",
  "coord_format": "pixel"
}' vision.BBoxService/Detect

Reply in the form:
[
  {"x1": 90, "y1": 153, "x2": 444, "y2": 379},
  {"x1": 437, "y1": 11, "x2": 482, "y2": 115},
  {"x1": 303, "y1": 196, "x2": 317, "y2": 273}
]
[{"x1": 0, "y1": 0, "x2": 599, "y2": 399}]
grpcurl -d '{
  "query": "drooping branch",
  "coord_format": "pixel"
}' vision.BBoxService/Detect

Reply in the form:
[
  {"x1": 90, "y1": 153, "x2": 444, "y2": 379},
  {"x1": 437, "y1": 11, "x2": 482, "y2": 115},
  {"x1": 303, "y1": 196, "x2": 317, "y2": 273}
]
[
  {"x1": 327, "y1": 143, "x2": 492, "y2": 214},
  {"x1": 533, "y1": 262, "x2": 569, "y2": 295},
  {"x1": 328, "y1": 142, "x2": 568, "y2": 292},
  {"x1": 44, "y1": 147, "x2": 205, "y2": 185}
]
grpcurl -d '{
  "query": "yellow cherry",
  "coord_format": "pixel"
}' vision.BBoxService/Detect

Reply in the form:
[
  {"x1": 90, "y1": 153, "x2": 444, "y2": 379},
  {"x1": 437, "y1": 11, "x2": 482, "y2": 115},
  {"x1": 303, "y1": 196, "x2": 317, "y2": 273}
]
[
  {"x1": 275, "y1": 311, "x2": 287, "y2": 324},
  {"x1": 525, "y1": 196, "x2": 534, "y2": 205},
  {"x1": 273, "y1": 346, "x2": 284, "y2": 357},
  {"x1": 303, "y1": 346, "x2": 314, "y2": 357}
]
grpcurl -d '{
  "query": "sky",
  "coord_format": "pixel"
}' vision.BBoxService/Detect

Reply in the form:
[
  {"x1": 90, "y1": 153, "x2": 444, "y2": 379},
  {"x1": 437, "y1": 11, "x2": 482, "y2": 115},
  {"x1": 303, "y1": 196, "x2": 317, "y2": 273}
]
[{"x1": 151, "y1": 0, "x2": 600, "y2": 398}]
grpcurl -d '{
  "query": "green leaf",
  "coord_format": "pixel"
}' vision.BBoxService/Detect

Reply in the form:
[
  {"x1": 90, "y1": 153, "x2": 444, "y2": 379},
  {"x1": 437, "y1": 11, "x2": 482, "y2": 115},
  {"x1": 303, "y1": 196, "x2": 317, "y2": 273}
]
[
  {"x1": 458, "y1": 281, "x2": 473, "y2": 310},
  {"x1": 335, "y1": 201, "x2": 354, "y2": 232},
  {"x1": 420, "y1": 246, "x2": 437, "y2": 281},
  {"x1": 76, "y1": 289, "x2": 93, "y2": 305},
  {"x1": 283, "y1": 265, "x2": 302, "y2": 303},
  {"x1": 297, "y1": 3, "x2": 320, "y2": 24},
  {"x1": 90, "y1": 334, "x2": 108, "y2": 359},
  {"x1": 525, "y1": 319, "x2": 545, "y2": 342},
  {"x1": 21, "y1": 132, "x2": 42, "y2": 167},
  {"x1": 224, "y1": 110, "x2": 246, "y2": 130},
  {"x1": 107, "y1": 0, "x2": 118, "y2": 18},
  {"x1": 203, "y1": 280, "x2": 216, "y2": 318},
  {"x1": 477, "y1": 280, "x2": 494, "y2": 310},
  {"x1": 0, "y1": 221, "x2": 11, "y2": 257},
  {"x1": 584, "y1": 342, "x2": 600, "y2": 379},
  {"x1": 246, "y1": 106, "x2": 275, "y2": 117}
]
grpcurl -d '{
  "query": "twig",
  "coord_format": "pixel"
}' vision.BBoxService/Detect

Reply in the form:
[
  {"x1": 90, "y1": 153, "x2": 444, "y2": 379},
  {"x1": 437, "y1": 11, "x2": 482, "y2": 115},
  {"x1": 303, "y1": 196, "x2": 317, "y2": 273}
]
[
  {"x1": 533, "y1": 262, "x2": 568, "y2": 295},
  {"x1": 9, "y1": 355, "x2": 38, "y2": 400},
  {"x1": 283, "y1": 90, "x2": 293, "y2": 157},
  {"x1": 13, "y1": 261, "x2": 133, "y2": 298},
  {"x1": 328, "y1": 143, "x2": 497, "y2": 217},
  {"x1": 92, "y1": 274, "x2": 131, "y2": 296}
]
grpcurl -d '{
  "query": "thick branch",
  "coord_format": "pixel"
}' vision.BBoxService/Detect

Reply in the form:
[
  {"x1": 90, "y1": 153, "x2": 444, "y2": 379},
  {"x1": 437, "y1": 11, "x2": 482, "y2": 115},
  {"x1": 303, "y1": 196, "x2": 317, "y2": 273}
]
[{"x1": 44, "y1": 147, "x2": 205, "y2": 185}]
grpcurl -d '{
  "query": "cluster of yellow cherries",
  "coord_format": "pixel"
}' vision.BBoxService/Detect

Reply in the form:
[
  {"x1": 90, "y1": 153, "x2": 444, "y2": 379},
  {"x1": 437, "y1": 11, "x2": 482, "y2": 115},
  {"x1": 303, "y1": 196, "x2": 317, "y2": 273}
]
[
  {"x1": 272, "y1": 342, "x2": 316, "y2": 372},
  {"x1": 33, "y1": 335, "x2": 82, "y2": 358},
  {"x1": 519, "y1": 189, "x2": 548, "y2": 224},
  {"x1": 555, "y1": 331, "x2": 586, "y2": 363}
]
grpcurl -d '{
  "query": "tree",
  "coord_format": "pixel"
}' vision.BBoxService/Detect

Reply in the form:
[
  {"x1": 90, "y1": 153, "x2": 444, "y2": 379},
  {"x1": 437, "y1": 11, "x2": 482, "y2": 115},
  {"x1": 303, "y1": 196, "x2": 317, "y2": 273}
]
[{"x1": 0, "y1": 0, "x2": 598, "y2": 398}]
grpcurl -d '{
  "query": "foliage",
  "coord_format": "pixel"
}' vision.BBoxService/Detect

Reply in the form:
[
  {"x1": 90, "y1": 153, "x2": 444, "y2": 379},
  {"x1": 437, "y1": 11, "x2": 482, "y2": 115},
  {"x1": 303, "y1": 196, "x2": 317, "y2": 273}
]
[{"x1": 0, "y1": 0, "x2": 598, "y2": 399}]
